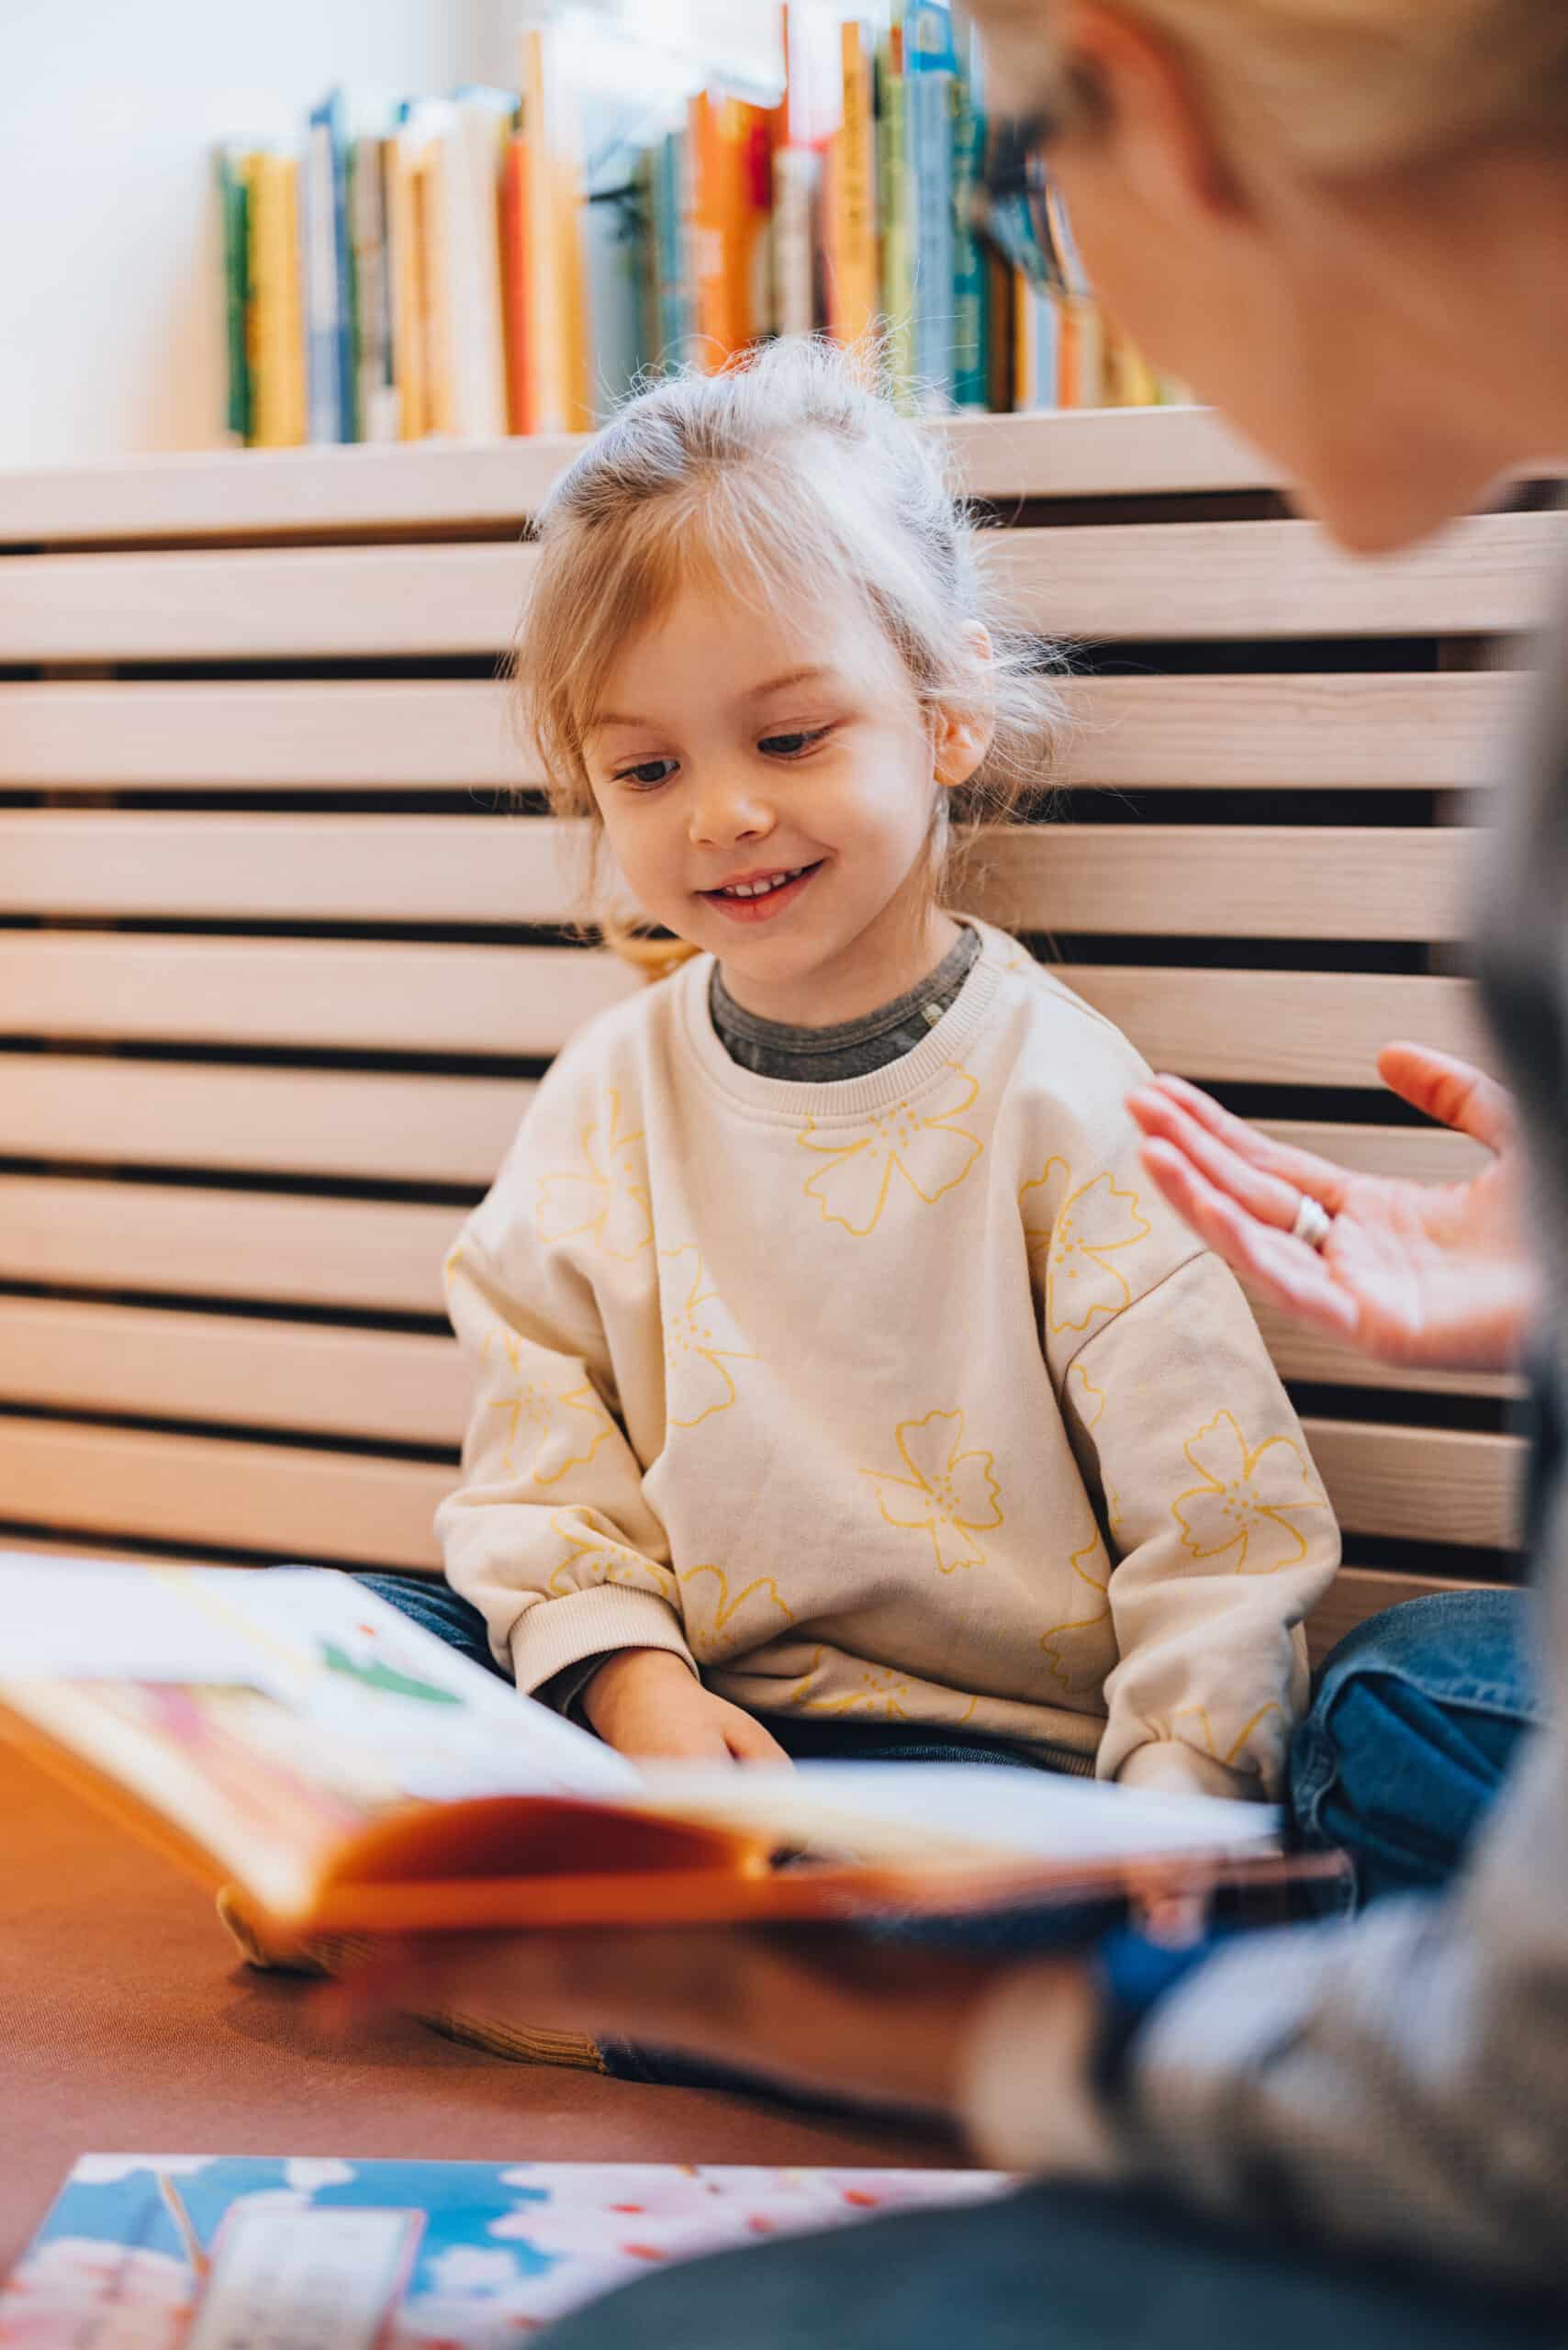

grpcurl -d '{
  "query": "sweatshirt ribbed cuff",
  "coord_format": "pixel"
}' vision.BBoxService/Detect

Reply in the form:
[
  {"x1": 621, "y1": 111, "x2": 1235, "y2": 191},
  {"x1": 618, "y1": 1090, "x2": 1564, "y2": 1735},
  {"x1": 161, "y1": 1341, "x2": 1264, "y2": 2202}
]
[
  {"x1": 508, "y1": 1584, "x2": 697, "y2": 1697},
  {"x1": 1115, "y1": 1740, "x2": 1255, "y2": 1803}
]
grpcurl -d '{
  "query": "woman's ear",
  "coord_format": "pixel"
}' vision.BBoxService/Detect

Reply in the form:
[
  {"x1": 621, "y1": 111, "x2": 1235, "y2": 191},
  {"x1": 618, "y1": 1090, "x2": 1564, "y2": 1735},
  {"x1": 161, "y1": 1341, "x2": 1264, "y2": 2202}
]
[{"x1": 935, "y1": 621, "x2": 997, "y2": 791}]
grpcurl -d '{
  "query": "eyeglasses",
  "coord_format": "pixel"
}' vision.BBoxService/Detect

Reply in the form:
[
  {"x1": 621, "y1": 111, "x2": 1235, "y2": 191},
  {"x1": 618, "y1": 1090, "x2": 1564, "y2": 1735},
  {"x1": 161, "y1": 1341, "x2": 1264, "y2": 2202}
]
[{"x1": 972, "y1": 115, "x2": 1085, "y2": 301}]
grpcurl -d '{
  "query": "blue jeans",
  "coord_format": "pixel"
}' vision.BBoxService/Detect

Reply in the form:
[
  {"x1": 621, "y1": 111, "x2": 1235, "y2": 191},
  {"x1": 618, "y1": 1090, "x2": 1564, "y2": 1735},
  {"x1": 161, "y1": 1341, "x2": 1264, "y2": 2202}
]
[
  {"x1": 539, "y1": 2177, "x2": 1564, "y2": 2349},
  {"x1": 1290, "y1": 1587, "x2": 1541, "y2": 1906}
]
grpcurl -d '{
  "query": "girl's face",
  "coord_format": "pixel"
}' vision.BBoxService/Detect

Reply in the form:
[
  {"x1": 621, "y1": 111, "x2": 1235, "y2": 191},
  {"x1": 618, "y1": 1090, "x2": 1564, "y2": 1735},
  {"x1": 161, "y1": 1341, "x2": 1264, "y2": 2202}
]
[{"x1": 583, "y1": 578, "x2": 976, "y2": 1026}]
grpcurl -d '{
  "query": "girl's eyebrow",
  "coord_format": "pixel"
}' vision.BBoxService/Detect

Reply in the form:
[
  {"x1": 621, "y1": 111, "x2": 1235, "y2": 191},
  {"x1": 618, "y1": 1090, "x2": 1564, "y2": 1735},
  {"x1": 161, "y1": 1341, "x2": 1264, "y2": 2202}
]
[{"x1": 588, "y1": 666, "x2": 833, "y2": 738}]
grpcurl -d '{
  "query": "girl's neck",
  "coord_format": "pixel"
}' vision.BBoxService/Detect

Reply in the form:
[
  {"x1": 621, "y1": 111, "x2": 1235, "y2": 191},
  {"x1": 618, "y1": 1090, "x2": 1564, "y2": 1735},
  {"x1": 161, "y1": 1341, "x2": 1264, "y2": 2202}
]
[{"x1": 717, "y1": 901, "x2": 961, "y2": 1032}]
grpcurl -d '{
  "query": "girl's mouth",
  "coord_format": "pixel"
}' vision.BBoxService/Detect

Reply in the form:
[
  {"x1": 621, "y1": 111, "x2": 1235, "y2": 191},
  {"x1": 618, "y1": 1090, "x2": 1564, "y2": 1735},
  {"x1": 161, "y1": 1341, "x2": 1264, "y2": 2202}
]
[{"x1": 700, "y1": 863, "x2": 823, "y2": 924}]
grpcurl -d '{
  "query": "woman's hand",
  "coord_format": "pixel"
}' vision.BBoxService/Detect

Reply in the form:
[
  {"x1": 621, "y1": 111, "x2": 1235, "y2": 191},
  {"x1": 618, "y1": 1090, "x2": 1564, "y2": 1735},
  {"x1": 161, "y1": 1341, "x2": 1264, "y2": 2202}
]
[
  {"x1": 583, "y1": 1648, "x2": 792, "y2": 1765},
  {"x1": 325, "y1": 1922, "x2": 1092, "y2": 2129},
  {"x1": 1127, "y1": 1043, "x2": 1536, "y2": 1373}
]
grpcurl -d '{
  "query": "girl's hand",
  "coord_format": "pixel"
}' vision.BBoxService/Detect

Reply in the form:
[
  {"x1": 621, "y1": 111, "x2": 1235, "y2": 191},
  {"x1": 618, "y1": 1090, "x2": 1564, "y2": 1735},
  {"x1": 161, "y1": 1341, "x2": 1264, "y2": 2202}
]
[
  {"x1": 1127, "y1": 1043, "x2": 1537, "y2": 1374},
  {"x1": 324, "y1": 1922, "x2": 1093, "y2": 2128},
  {"x1": 583, "y1": 1648, "x2": 792, "y2": 1765}
]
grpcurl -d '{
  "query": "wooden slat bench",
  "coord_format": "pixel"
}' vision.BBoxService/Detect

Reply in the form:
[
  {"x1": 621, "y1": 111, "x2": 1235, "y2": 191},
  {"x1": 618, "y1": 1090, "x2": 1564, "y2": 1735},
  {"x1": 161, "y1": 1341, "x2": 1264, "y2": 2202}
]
[{"x1": 3, "y1": 408, "x2": 1562, "y2": 1663}]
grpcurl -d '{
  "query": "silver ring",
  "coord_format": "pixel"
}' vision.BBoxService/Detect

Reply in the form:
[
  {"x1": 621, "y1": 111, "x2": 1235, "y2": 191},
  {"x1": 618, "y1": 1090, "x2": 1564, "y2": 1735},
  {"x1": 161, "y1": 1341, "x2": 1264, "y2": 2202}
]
[{"x1": 1290, "y1": 1195, "x2": 1333, "y2": 1252}]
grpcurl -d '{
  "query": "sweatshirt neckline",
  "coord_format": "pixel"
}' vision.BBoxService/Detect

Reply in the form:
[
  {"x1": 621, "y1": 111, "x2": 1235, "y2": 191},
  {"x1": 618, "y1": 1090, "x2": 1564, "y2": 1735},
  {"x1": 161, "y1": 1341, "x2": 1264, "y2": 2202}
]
[{"x1": 678, "y1": 920, "x2": 1008, "y2": 1123}]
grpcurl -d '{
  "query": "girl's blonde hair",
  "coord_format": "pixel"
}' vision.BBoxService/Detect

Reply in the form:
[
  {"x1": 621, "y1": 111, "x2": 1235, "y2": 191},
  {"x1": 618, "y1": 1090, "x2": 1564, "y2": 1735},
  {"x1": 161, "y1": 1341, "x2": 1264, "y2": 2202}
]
[
  {"x1": 511, "y1": 336, "x2": 1065, "y2": 963},
  {"x1": 980, "y1": 0, "x2": 1568, "y2": 177}
]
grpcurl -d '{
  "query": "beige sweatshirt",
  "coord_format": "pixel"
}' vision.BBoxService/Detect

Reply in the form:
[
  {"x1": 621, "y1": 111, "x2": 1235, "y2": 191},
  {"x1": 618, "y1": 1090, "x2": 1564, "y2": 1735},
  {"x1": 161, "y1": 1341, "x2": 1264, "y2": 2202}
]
[{"x1": 439, "y1": 921, "x2": 1340, "y2": 1799}]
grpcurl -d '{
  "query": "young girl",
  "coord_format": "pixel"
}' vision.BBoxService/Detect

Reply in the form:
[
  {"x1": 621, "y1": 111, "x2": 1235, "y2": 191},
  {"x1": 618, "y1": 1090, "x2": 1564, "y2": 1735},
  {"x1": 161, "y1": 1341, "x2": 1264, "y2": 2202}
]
[{"x1": 435, "y1": 337, "x2": 1339, "y2": 1803}]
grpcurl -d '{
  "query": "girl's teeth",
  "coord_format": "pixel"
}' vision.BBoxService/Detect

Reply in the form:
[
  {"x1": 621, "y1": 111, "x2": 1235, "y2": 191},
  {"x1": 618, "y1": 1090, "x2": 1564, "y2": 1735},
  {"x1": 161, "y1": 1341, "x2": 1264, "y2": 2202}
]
[{"x1": 725, "y1": 868, "x2": 801, "y2": 900}]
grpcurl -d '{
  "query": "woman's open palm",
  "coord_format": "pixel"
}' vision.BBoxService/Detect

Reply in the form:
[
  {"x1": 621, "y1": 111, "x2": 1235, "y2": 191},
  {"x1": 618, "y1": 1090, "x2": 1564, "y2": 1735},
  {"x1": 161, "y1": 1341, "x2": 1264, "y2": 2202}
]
[{"x1": 1126, "y1": 1044, "x2": 1537, "y2": 1374}]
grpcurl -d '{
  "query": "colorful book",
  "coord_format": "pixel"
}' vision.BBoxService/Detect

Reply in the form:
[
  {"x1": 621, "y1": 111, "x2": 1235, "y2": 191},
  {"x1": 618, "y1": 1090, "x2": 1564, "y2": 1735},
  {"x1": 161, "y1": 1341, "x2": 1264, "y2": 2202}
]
[
  {"x1": 875, "y1": 22, "x2": 916, "y2": 408},
  {"x1": 500, "y1": 129, "x2": 532, "y2": 433},
  {"x1": 386, "y1": 109, "x2": 431, "y2": 440},
  {"x1": 302, "y1": 90, "x2": 357, "y2": 443},
  {"x1": 0, "y1": 1555, "x2": 1287, "y2": 1942},
  {"x1": 1, "y1": 2156, "x2": 1010, "y2": 2343},
  {"x1": 688, "y1": 86, "x2": 777, "y2": 369},
  {"x1": 439, "y1": 90, "x2": 515, "y2": 442},
  {"x1": 349, "y1": 132, "x2": 399, "y2": 442},
  {"x1": 948, "y1": 49, "x2": 989, "y2": 410},
  {"x1": 243, "y1": 150, "x2": 306, "y2": 448},
  {"x1": 903, "y1": 2, "x2": 958, "y2": 409},
  {"x1": 214, "y1": 148, "x2": 251, "y2": 446},
  {"x1": 518, "y1": 24, "x2": 593, "y2": 434},
  {"x1": 651, "y1": 126, "x2": 697, "y2": 370},
  {"x1": 771, "y1": 141, "x2": 821, "y2": 341},
  {"x1": 823, "y1": 17, "x2": 878, "y2": 357}
]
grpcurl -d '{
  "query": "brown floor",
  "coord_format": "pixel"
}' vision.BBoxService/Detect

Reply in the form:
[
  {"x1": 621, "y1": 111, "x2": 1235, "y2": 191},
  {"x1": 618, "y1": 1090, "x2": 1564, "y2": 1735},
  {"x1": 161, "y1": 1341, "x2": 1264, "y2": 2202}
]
[{"x1": 0, "y1": 1741, "x2": 952, "y2": 2277}]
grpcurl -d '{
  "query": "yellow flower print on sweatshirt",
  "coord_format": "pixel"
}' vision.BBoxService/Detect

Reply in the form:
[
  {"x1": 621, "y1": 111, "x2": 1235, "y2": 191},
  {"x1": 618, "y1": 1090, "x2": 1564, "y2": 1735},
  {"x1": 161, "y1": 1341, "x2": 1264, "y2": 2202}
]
[
  {"x1": 660, "y1": 1247, "x2": 755, "y2": 1428},
  {"x1": 545, "y1": 1509, "x2": 677, "y2": 1600},
  {"x1": 1038, "y1": 1510, "x2": 1118, "y2": 1697},
  {"x1": 481, "y1": 1331, "x2": 615, "y2": 1486},
  {"x1": 798, "y1": 1066, "x2": 983, "y2": 1237},
  {"x1": 1172, "y1": 1410, "x2": 1328, "y2": 1574},
  {"x1": 1142, "y1": 1699, "x2": 1284, "y2": 1779},
  {"x1": 678, "y1": 1564, "x2": 794, "y2": 1662},
  {"x1": 864, "y1": 1409, "x2": 1003, "y2": 1574},
  {"x1": 1067, "y1": 1362, "x2": 1123, "y2": 1539},
  {"x1": 536, "y1": 1090, "x2": 653, "y2": 1260},
  {"x1": 1021, "y1": 1158, "x2": 1152, "y2": 1335}
]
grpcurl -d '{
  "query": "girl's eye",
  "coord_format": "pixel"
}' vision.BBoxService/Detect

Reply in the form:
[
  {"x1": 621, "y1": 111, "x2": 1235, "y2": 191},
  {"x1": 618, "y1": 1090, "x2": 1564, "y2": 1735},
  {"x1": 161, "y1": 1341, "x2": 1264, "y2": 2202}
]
[
  {"x1": 616, "y1": 757, "x2": 678, "y2": 790},
  {"x1": 758, "y1": 725, "x2": 831, "y2": 759}
]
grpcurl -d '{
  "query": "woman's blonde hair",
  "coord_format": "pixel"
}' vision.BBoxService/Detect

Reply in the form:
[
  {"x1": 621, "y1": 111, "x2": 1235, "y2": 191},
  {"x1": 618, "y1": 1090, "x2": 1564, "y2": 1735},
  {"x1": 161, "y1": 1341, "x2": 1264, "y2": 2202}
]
[
  {"x1": 981, "y1": 0, "x2": 1568, "y2": 175},
  {"x1": 511, "y1": 335, "x2": 1065, "y2": 964}
]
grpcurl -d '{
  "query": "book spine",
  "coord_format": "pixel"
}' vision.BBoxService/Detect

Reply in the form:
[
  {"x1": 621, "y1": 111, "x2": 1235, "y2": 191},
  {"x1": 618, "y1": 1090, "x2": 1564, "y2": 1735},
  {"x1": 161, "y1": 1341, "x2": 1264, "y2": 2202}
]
[
  {"x1": 445, "y1": 98, "x2": 509, "y2": 441},
  {"x1": 949, "y1": 67, "x2": 988, "y2": 410},
  {"x1": 985, "y1": 246, "x2": 1014, "y2": 414},
  {"x1": 247, "y1": 151, "x2": 307, "y2": 447},
  {"x1": 654, "y1": 129, "x2": 695, "y2": 368},
  {"x1": 302, "y1": 113, "x2": 338, "y2": 440},
  {"x1": 828, "y1": 19, "x2": 877, "y2": 358},
  {"x1": 772, "y1": 142, "x2": 819, "y2": 341},
  {"x1": 688, "y1": 89, "x2": 723, "y2": 367},
  {"x1": 904, "y1": 3, "x2": 957, "y2": 411},
  {"x1": 216, "y1": 150, "x2": 252, "y2": 445},
  {"x1": 875, "y1": 28, "x2": 915, "y2": 408},
  {"x1": 334, "y1": 105, "x2": 360, "y2": 442},
  {"x1": 353, "y1": 136, "x2": 400, "y2": 442},
  {"x1": 500, "y1": 131, "x2": 531, "y2": 432},
  {"x1": 387, "y1": 118, "x2": 428, "y2": 439}
]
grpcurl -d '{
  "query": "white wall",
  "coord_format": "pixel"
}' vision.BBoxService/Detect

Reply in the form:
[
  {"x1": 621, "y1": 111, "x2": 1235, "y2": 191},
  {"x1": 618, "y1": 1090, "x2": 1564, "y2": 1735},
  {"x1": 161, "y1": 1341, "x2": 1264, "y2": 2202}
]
[{"x1": 0, "y1": 0, "x2": 494, "y2": 464}]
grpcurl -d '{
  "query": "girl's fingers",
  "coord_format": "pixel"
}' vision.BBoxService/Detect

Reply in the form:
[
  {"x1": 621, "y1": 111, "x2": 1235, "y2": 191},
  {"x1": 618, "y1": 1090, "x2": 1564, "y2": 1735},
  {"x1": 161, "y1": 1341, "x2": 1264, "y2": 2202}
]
[
  {"x1": 1375, "y1": 1042, "x2": 1518, "y2": 1157},
  {"x1": 1137, "y1": 1140, "x2": 1361, "y2": 1342},
  {"x1": 1133, "y1": 1076, "x2": 1350, "y2": 1214}
]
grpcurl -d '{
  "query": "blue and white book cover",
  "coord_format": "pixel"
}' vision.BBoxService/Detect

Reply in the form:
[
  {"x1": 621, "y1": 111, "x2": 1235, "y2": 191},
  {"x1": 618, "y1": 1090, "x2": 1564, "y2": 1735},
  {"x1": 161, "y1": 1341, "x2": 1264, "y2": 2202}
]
[{"x1": 0, "y1": 2154, "x2": 1007, "y2": 2345}]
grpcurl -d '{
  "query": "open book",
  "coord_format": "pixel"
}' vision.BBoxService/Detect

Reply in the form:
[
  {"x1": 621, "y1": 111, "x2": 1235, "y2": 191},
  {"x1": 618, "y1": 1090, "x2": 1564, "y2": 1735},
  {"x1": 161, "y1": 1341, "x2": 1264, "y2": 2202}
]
[{"x1": 0, "y1": 1556, "x2": 1292, "y2": 1940}]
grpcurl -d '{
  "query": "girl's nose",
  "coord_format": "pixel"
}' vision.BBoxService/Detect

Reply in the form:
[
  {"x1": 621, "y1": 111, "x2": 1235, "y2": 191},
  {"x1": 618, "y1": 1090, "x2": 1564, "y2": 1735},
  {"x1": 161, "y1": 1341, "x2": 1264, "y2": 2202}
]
[{"x1": 689, "y1": 781, "x2": 775, "y2": 849}]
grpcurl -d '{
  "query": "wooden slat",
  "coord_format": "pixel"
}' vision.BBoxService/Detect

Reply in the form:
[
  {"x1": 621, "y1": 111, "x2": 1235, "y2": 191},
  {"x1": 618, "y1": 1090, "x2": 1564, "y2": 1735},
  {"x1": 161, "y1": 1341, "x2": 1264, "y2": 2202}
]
[
  {"x1": 1064, "y1": 967, "x2": 1485, "y2": 1086},
  {"x1": 0, "y1": 1416, "x2": 447, "y2": 1570},
  {"x1": 1305, "y1": 1566, "x2": 1493, "y2": 1667},
  {"x1": 1303, "y1": 1417, "x2": 1524, "y2": 1550},
  {"x1": 991, "y1": 512, "x2": 1568, "y2": 642},
  {"x1": 0, "y1": 811, "x2": 585, "y2": 923},
  {"x1": 0, "y1": 950, "x2": 1482, "y2": 1090},
  {"x1": 0, "y1": 1178, "x2": 454, "y2": 1311},
  {"x1": 5, "y1": 512, "x2": 1562, "y2": 662},
  {"x1": 0, "y1": 1059, "x2": 529, "y2": 1185},
  {"x1": 0, "y1": 809, "x2": 1474, "y2": 940},
  {"x1": 0, "y1": 936, "x2": 637, "y2": 1053},
  {"x1": 1257, "y1": 1123, "x2": 1489, "y2": 1185},
  {"x1": 1253, "y1": 1300, "x2": 1523, "y2": 1403},
  {"x1": 0, "y1": 671, "x2": 1516, "y2": 792},
  {"x1": 0, "y1": 680, "x2": 523, "y2": 789},
  {"x1": 0, "y1": 409, "x2": 1273, "y2": 547},
  {"x1": 969, "y1": 825, "x2": 1472, "y2": 942},
  {"x1": 0, "y1": 1298, "x2": 465, "y2": 1446},
  {"x1": 1050, "y1": 672, "x2": 1513, "y2": 791}
]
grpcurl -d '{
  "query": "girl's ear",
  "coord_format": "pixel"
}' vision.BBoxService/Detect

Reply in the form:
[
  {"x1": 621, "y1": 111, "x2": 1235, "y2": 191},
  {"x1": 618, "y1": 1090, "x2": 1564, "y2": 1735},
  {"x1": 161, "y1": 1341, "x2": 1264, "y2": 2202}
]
[{"x1": 935, "y1": 622, "x2": 996, "y2": 791}]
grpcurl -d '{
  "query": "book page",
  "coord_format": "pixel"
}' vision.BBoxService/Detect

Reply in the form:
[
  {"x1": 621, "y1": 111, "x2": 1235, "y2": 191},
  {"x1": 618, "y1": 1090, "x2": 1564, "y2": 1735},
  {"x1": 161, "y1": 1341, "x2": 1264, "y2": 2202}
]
[{"x1": 0, "y1": 1558, "x2": 639, "y2": 1915}]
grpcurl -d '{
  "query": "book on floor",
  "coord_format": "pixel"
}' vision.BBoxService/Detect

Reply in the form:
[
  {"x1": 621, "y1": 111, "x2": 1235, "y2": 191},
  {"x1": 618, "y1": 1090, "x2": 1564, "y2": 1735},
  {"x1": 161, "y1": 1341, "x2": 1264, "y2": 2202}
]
[
  {"x1": 0, "y1": 2154, "x2": 1014, "y2": 2344},
  {"x1": 0, "y1": 1554, "x2": 1292, "y2": 1942}
]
